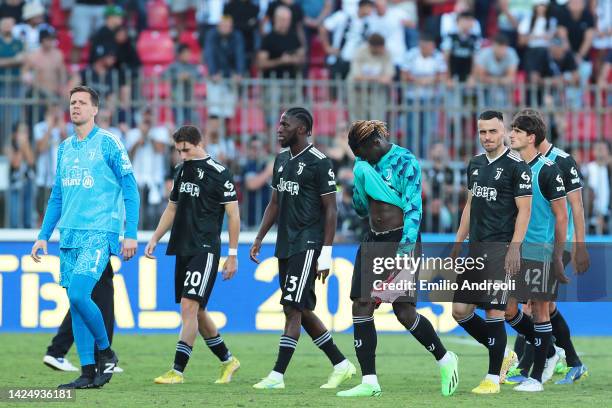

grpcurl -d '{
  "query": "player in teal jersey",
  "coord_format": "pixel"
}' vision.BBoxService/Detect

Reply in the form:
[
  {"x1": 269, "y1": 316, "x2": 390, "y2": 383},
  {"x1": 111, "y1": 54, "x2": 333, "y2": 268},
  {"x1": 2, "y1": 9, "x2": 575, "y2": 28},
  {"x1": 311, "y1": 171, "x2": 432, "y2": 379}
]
[
  {"x1": 506, "y1": 108, "x2": 589, "y2": 385},
  {"x1": 336, "y1": 120, "x2": 458, "y2": 398},
  {"x1": 506, "y1": 112, "x2": 569, "y2": 392},
  {"x1": 31, "y1": 86, "x2": 140, "y2": 389}
]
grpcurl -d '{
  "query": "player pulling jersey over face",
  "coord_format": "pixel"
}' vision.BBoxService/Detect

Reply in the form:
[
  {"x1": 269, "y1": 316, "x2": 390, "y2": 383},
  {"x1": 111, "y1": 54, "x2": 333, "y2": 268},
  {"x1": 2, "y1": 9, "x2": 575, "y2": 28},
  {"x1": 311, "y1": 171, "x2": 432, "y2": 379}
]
[
  {"x1": 336, "y1": 120, "x2": 458, "y2": 399},
  {"x1": 352, "y1": 143, "x2": 422, "y2": 245}
]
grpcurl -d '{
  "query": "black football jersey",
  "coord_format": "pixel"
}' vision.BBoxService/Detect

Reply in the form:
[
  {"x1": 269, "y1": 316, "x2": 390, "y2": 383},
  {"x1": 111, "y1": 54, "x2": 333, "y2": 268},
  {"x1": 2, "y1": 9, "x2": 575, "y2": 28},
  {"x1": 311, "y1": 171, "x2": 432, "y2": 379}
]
[
  {"x1": 544, "y1": 145, "x2": 583, "y2": 194},
  {"x1": 544, "y1": 144, "x2": 584, "y2": 243},
  {"x1": 272, "y1": 144, "x2": 336, "y2": 259},
  {"x1": 467, "y1": 149, "x2": 532, "y2": 242},
  {"x1": 167, "y1": 156, "x2": 237, "y2": 256}
]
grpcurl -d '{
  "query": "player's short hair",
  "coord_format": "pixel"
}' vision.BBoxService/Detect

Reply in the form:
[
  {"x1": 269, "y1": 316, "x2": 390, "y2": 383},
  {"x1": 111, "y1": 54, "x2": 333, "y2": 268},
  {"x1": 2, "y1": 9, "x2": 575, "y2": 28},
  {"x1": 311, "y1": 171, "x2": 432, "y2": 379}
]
[
  {"x1": 458, "y1": 11, "x2": 475, "y2": 19},
  {"x1": 515, "y1": 108, "x2": 545, "y2": 123},
  {"x1": 173, "y1": 125, "x2": 202, "y2": 145},
  {"x1": 177, "y1": 43, "x2": 190, "y2": 54},
  {"x1": 419, "y1": 32, "x2": 436, "y2": 43},
  {"x1": 284, "y1": 107, "x2": 313, "y2": 135},
  {"x1": 493, "y1": 33, "x2": 509, "y2": 46},
  {"x1": 69, "y1": 86, "x2": 99, "y2": 107},
  {"x1": 368, "y1": 33, "x2": 385, "y2": 47},
  {"x1": 511, "y1": 114, "x2": 546, "y2": 146},
  {"x1": 479, "y1": 110, "x2": 504, "y2": 122},
  {"x1": 347, "y1": 120, "x2": 389, "y2": 152}
]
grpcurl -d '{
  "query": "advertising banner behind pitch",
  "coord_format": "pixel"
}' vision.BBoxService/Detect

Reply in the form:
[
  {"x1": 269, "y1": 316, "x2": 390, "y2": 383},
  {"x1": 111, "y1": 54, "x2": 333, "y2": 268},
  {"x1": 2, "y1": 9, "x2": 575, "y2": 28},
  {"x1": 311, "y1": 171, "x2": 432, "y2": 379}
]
[{"x1": 1, "y1": 241, "x2": 611, "y2": 335}]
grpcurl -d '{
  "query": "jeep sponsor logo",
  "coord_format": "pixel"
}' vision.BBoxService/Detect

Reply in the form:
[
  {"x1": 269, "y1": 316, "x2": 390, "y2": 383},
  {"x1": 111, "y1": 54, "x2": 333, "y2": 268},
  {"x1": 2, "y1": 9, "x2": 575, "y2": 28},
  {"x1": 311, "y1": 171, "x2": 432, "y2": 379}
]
[
  {"x1": 472, "y1": 182, "x2": 498, "y2": 201},
  {"x1": 277, "y1": 178, "x2": 299, "y2": 195},
  {"x1": 62, "y1": 166, "x2": 94, "y2": 188},
  {"x1": 180, "y1": 182, "x2": 200, "y2": 197}
]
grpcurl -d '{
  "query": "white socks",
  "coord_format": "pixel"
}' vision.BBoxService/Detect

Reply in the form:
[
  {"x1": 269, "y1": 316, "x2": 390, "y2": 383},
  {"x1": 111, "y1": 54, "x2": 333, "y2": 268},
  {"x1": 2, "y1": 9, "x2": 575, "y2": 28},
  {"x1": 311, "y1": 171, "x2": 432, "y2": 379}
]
[
  {"x1": 362, "y1": 374, "x2": 379, "y2": 386},
  {"x1": 268, "y1": 371, "x2": 284, "y2": 381},
  {"x1": 485, "y1": 374, "x2": 500, "y2": 384},
  {"x1": 437, "y1": 351, "x2": 452, "y2": 366},
  {"x1": 334, "y1": 359, "x2": 349, "y2": 371}
]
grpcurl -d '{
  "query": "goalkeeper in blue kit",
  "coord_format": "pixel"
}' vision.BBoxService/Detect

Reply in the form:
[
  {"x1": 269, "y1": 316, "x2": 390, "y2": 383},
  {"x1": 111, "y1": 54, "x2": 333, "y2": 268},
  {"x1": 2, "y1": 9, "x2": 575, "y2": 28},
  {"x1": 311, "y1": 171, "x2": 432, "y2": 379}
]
[{"x1": 31, "y1": 86, "x2": 140, "y2": 389}]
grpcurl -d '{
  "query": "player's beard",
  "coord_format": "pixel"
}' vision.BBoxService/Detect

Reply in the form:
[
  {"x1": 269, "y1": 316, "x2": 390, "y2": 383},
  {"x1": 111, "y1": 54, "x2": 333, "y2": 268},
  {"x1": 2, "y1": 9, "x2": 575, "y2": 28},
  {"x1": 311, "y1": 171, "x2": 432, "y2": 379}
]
[
  {"x1": 279, "y1": 131, "x2": 297, "y2": 148},
  {"x1": 483, "y1": 140, "x2": 503, "y2": 154}
]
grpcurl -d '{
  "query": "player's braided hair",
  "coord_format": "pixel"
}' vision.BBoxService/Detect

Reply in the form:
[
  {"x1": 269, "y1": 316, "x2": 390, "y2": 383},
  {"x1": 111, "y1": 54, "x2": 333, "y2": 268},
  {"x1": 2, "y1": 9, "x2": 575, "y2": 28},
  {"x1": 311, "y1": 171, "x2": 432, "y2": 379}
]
[
  {"x1": 347, "y1": 120, "x2": 389, "y2": 152},
  {"x1": 285, "y1": 107, "x2": 313, "y2": 135}
]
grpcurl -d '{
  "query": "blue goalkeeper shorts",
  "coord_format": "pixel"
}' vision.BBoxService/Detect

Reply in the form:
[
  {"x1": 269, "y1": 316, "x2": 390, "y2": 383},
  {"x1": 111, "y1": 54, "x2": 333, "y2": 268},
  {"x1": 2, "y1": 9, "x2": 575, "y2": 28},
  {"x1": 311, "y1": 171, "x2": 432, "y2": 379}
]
[{"x1": 59, "y1": 242, "x2": 111, "y2": 288}]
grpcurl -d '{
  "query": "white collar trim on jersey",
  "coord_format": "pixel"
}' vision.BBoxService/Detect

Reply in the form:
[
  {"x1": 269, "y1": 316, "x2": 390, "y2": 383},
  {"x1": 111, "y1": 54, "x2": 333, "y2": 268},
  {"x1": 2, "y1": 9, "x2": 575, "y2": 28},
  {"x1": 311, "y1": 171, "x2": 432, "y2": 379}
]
[
  {"x1": 486, "y1": 148, "x2": 508, "y2": 164},
  {"x1": 290, "y1": 143, "x2": 312, "y2": 160},
  {"x1": 544, "y1": 144, "x2": 554, "y2": 156},
  {"x1": 190, "y1": 155, "x2": 211, "y2": 161}
]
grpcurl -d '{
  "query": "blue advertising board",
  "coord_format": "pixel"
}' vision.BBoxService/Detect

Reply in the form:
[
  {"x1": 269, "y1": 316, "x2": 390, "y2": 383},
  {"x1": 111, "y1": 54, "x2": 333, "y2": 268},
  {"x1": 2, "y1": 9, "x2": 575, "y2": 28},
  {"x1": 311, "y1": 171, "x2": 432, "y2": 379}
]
[{"x1": 1, "y1": 240, "x2": 611, "y2": 335}]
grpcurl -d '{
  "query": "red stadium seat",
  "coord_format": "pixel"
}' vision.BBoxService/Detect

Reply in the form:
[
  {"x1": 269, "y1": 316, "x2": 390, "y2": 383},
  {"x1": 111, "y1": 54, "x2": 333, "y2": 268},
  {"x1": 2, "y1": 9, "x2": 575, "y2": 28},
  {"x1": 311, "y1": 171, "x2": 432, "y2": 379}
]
[
  {"x1": 228, "y1": 105, "x2": 265, "y2": 135},
  {"x1": 513, "y1": 70, "x2": 527, "y2": 105},
  {"x1": 312, "y1": 104, "x2": 345, "y2": 137},
  {"x1": 308, "y1": 67, "x2": 330, "y2": 101},
  {"x1": 81, "y1": 41, "x2": 90, "y2": 64},
  {"x1": 56, "y1": 29, "x2": 89, "y2": 64},
  {"x1": 50, "y1": 0, "x2": 69, "y2": 29},
  {"x1": 565, "y1": 112, "x2": 599, "y2": 142},
  {"x1": 56, "y1": 29, "x2": 73, "y2": 63},
  {"x1": 309, "y1": 35, "x2": 326, "y2": 68},
  {"x1": 153, "y1": 105, "x2": 174, "y2": 124},
  {"x1": 604, "y1": 112, "x2": 612, "y2": 139},
  {"x1": 185, "y1": 8, "x2": 197, "y2": 30},
  {"x1": 178, "y1": 30, "x2": 201, "y2": 64},
  {"x1": 141, "y1": 64, "x2": 171, "y2": 99},
  {"x1": 137, "y1": 31, "x2": 175, "y2": 65},
  {"x1": 147, "y1": 0, "x2": 170, "y2": 30}
]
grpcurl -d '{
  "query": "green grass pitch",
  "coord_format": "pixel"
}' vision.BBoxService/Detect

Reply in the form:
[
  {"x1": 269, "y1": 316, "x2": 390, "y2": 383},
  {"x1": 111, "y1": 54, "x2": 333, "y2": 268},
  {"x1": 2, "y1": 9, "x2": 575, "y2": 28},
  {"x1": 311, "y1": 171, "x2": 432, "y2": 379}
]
[{"x1": 0, "y1": 333, "x2": 610, "y2": 407}]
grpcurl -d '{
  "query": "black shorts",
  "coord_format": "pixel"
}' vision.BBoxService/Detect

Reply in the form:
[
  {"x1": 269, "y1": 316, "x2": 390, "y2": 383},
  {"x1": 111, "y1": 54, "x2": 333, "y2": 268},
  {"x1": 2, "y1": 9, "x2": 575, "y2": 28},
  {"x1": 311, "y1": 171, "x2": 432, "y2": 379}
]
[
  {"x1": 278, "y1": 249, "x2": 320, "y2": 311},
  {"x1": 174, "y1": 251, "x2": 220, "y2": 307},
  {"x1": 514, "y1": 251, "x2": 571, "y2": 303},
  {"x1": 514, "y1": 258, "x2": 559, "y2": 302},
  {"x1": 350, "y1": 228, "x2": 418, "y2": 304},
  {"x1": 453, "y1": 243, "x2": 510, "y2": 311}
]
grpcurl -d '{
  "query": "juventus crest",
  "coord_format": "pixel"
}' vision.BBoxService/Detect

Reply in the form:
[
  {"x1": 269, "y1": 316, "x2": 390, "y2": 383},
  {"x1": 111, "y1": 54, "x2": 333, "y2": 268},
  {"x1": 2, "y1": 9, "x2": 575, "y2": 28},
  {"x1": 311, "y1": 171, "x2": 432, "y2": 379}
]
[
  {"x1": 494, "y1": 168, "x2": 504, "y2": 180},
  {"x1": 297, "y1": 162, "x2": 305, "y2": 175},
  {"x1": 197, "y1": 168, "x2": 204, "y2": 180}
]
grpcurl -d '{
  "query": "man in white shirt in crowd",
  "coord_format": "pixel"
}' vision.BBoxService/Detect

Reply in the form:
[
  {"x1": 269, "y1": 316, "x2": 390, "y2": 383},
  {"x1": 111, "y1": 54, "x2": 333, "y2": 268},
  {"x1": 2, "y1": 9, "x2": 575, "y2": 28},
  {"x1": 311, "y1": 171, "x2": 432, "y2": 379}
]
[
  {"x1": 584, "y1": 139, "x2": 611, "y2": 234},
  {"x1": 473, "y1": 33, "x2": 519, "y2": 107},
  {"x1": 319, "y1": 0, "x2": 374, "y2": 79},
  {"x1": 34, "y1": 105, "x2": 71, "y2": 224},
  {"x1": 369, "y1": 0, "x2": 410, "y2": 69},
  {"x1": 401, "y1": 33, "x2": 447, "y2": 157},
  {"x1": 125, "y1": 108, "x2": 171, "y2": 230},
  {"x1": 440, "y1": 0, "x2": 482, "y2": 39}
]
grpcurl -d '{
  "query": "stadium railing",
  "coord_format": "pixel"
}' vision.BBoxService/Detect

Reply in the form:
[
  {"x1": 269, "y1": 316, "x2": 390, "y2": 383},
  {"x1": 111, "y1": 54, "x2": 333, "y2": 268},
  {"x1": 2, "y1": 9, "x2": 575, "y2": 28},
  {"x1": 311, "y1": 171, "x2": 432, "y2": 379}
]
[{"x1": 0, "y1": 72, "x2": 610, "y2": 233}]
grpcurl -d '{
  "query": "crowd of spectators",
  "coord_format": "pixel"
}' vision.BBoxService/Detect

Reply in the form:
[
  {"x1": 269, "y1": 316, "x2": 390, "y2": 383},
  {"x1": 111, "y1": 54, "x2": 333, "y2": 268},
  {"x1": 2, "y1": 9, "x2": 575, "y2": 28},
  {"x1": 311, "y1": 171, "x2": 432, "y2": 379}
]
[{"x1": 0, "y1": 0, "x2": 611, "y2": 236}]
